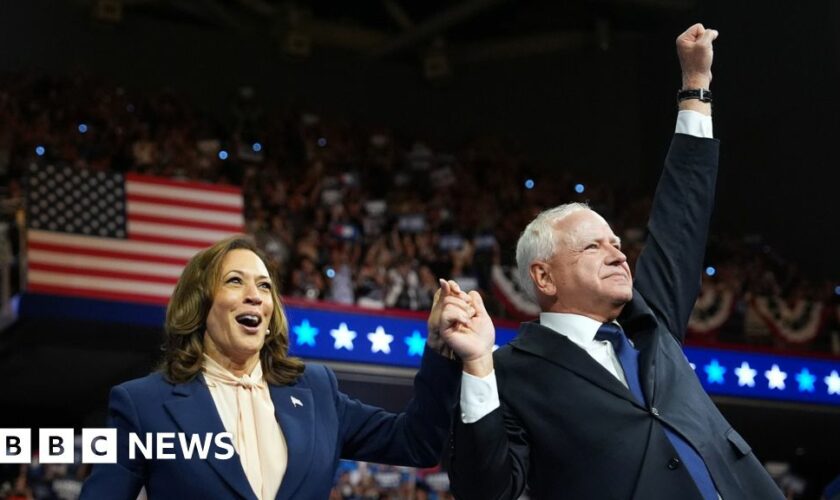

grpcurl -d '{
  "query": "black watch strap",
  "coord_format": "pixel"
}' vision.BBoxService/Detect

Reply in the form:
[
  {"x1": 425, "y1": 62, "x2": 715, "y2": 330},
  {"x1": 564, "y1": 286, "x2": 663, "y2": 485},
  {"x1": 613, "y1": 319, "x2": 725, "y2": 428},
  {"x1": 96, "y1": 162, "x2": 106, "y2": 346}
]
[{"x1": 677, "y1": 88, "x2": 712, "y2": 103}]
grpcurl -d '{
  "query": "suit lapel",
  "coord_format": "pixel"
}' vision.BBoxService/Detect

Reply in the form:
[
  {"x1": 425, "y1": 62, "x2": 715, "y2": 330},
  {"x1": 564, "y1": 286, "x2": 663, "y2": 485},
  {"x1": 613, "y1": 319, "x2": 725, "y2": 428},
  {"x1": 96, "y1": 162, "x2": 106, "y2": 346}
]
[
  {"x1": 620, "y1": 290, "x2": 662, "y2": 405},
  {"x1": 511, "y1": 322, "x2": 644, "y2": 408},
  {"x1": 270, "y1": 384, "x2": 314, "y2": 500},
  {"x1": 163, "y1": 375, "x2": 256, "y2": 500}
]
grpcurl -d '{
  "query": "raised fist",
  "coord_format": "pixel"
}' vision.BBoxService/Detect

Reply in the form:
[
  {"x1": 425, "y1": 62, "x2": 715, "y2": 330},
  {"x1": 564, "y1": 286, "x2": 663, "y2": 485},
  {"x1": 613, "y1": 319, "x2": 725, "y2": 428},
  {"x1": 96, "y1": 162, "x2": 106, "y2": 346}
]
[{"x1": 676, "y1": 23, "x2": 719, "y2": 89}]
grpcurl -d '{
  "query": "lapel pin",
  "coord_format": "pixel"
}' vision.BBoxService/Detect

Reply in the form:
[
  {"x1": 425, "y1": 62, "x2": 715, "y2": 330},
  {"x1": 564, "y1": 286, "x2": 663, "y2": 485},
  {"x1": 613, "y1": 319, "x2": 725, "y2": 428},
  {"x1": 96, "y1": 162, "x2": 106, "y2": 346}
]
[{"x1": 290, "y1": 396, "x2": 303, "y2": 408}]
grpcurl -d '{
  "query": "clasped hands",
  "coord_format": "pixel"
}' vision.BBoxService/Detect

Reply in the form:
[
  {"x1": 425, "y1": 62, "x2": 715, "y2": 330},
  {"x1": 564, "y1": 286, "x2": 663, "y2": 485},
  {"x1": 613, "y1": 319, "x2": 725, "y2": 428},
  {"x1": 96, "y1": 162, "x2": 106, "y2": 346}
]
[{"x1": 427, "y1": 279, "x2": 495, "y2": 377}]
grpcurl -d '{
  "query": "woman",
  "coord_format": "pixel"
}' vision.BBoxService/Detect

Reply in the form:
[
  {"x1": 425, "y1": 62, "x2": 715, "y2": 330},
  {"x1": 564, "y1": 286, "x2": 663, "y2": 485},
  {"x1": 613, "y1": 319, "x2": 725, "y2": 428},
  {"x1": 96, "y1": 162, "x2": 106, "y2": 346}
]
[{"x1": 80, "y1": 236, "x2": 462, "y2": 500}]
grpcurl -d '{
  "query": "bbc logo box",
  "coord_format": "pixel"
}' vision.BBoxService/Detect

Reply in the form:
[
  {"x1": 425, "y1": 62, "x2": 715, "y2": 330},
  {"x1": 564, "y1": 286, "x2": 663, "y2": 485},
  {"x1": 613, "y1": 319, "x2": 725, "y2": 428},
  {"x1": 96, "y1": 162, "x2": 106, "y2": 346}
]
[
  {"x1": 39, "y1": 428, "x2": 75, "y2": 464},
  {"x1": 0, "y1": 429, "x2": 31, "y2": 463}
]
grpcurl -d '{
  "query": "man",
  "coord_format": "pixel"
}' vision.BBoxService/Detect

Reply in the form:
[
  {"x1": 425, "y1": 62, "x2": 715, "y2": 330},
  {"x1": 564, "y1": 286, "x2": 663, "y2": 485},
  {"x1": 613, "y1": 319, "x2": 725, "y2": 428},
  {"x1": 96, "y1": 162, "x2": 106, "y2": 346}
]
[{"x1": 434, "y1": 24, "x2": 785, "y2": 499}]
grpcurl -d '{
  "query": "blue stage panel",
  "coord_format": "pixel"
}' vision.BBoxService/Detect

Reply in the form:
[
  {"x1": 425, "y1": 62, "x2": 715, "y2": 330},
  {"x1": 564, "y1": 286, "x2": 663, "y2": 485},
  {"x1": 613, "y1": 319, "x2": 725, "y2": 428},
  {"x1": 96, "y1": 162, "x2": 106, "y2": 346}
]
[
  {"x1": 19, "y1": 293, "x2": 840, "y2": 406},
  {"x1": 685, "y1": 347, "x2": 840, "y2": 406}
]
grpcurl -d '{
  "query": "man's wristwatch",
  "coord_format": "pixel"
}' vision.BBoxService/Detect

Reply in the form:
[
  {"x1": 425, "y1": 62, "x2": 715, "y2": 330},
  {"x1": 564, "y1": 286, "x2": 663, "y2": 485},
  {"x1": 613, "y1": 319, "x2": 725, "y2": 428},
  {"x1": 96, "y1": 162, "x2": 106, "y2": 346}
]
[{"x1": 677, "y1": 88, "x2": 713, "y2": 103}]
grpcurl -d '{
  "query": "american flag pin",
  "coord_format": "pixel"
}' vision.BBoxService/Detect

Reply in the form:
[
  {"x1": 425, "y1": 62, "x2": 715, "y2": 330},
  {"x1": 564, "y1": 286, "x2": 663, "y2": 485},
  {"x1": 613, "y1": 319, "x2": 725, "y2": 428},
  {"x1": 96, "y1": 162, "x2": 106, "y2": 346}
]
[{"x1": 290, "y1": 396, "x2": 303, "y2": 408}]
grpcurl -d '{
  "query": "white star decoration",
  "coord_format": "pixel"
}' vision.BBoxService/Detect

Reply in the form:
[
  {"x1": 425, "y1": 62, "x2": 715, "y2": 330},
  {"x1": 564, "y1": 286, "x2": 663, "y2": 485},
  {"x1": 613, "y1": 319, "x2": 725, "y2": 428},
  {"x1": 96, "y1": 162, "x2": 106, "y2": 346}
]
[
  {"x1": 330, "y1": 322, "x2": 357, "y2": 351},
  {"x1": 825, "y1": 370, "x2": 840, "y2": 395},
  {"x1": 368, "y1": 326, "x2": 394, "y2": 354},
  {"x1": 734, "y1": 361, "x2": 757, "y2": 387},
  {"x1": 765, "y1": 364, "x2": 787, "y2": 390}
]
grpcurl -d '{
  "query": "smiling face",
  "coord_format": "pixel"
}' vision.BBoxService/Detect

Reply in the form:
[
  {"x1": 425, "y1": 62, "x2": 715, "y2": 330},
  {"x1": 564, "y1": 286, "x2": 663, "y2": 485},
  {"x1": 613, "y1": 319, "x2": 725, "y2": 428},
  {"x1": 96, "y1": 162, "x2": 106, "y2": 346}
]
[
  {"x1": 203, "y1": 249, "x2": 275, "y2": 371},
  {"x1": 530, "y1": 209, "x2": 633, "y2": 321}
]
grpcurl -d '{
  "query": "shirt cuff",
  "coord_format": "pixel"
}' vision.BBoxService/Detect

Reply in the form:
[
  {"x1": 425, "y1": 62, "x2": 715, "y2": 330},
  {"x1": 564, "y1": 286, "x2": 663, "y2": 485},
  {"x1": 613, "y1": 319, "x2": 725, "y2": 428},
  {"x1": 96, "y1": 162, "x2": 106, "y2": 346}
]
[
  {"x1": 460, "y1": 370, "x2": 500, "y2": 424},
  {"x1": 675, "y1": 110, "x2": 713, "y2": 138}
]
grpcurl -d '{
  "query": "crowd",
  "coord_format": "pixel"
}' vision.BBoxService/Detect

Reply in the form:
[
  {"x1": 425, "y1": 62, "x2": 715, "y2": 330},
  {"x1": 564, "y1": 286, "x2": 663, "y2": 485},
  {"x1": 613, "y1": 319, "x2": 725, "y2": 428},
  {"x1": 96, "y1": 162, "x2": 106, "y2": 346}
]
[
  {"x1": 0, "y1": 455, "x2": 453, "y2": 500},
  {"x1": 0, "y1": 72, "x2": 838, "y2": 353},
  {"x1": 329, "y1": 461, "x2": 453, "y2": 500},
  {"x1": 0, "y1": 443, "x2": 831, "y2": 499},
  {"x1": 0, "y1": 458, "x2": 88, "y2": 500}
]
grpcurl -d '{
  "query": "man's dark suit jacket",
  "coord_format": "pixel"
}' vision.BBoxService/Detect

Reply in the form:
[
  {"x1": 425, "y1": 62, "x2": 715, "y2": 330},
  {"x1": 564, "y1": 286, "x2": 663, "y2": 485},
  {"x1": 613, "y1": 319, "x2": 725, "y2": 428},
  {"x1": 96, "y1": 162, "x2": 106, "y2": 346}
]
[
  {"x1": 81, "y1": 347, "x2": 459, "y2": 500},
  {"x1": 449, "y1": 134, "x2": 784, "y2": 500}
]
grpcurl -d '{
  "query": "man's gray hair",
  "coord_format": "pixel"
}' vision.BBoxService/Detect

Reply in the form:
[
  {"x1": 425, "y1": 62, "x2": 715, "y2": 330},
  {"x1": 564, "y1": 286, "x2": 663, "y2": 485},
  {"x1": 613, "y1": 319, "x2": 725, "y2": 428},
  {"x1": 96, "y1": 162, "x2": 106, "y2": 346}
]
[{"x1": 515, "y1": 202, "x2": 592, "y2": 302}]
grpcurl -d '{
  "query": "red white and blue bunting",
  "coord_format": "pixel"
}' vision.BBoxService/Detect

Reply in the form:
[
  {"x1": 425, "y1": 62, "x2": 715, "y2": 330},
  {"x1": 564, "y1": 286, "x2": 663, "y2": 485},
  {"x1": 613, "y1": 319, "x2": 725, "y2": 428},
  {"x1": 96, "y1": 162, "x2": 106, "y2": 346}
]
[
  {"x1": 689, "y1": 284, "x2": 736, "y2": 337},
  {"x1": 491, "y1": 265, "x2": 540, "y2": 320},
  {"x1": 751, "y1": 295, "x2": 825, "y2": 344}
]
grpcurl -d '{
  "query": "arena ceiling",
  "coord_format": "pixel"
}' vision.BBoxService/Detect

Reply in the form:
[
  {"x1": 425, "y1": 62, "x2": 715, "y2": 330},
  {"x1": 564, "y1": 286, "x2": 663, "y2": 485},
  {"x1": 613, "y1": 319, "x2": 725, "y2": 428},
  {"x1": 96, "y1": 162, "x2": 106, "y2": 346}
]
[{"x1": 81, "y1": 0, "x2": 698, "y2": 62}]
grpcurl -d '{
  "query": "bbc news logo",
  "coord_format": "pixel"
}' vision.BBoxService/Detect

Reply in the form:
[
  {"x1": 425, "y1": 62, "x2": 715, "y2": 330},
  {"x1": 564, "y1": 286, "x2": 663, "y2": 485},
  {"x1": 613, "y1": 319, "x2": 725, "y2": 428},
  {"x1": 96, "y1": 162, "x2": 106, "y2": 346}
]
[{"x1": 0, "y1": 429, "x2": 234, "y2": 464}]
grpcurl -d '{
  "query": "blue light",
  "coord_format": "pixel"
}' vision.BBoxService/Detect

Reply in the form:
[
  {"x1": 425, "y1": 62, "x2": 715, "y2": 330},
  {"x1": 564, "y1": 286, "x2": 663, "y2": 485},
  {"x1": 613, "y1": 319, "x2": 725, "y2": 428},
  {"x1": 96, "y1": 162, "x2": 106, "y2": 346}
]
[
  {"x1": 78, "y1": 123, "x2": 88, "y2": 134},
  {"x1": 404, "y1": 330, "x2": 427, "y2": 357},
  {"x1": 218, "y1": 150, "x2": 229, "y2": 160},
  {"x1": 524, "y1": 179, "x2": 535, "y2": 190},
  {"x1": 35, "y1": 146, "x2": 45, "y2": 157},
  {"x1": 705, "y1": 266, "x2": 716, "y2": 277},
  {"x1": 704, "y1": 359, "x2": 726, "y2": 384},
  {"x1": 574, "y1": 183, "x2": 585, "y2": 194},
  {"x1": 252, "y1": 142, "x2": 262, "y2": 152},
  {"x1": 325, "y1": 268, "x2": 336, "y2": 279},
  {"x1": 317, "y1": 137, "x2": 327, "y2": 147},
  {"x1": 292, "y1": 319, "x2": 319, "y2": 347},
  {"x1": 795, "y1": 368, "x2": 816, "y2": 393},
  {"x1": 835, "y1": 286, "x2": 840, "y2": 296}
]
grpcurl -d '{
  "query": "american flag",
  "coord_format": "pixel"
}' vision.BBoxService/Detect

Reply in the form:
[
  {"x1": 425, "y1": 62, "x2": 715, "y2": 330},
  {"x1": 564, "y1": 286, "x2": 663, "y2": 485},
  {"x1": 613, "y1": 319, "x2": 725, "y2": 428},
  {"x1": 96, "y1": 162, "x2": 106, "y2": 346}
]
[{"x1": 24, "y1": 164, "x2": 244, "y2": 305}]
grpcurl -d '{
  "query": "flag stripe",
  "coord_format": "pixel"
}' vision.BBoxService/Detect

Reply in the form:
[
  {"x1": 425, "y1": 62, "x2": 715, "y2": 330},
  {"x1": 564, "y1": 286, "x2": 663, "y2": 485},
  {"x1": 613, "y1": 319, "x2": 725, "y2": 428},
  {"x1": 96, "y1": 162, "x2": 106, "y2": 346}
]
[
  {"x1": 29, "y1": 240, "x2": 191, "y2": 266},
  {"x1": 128, "y1": 212, "x2": 243, "y2": 233},
  {"x1": 125, "y1": 172, "x2": 242, "y2": 195},
  {"x1": 29, "y1": 262, "x2": 180, "y2": 285},
  {"x1": 125, "y1": 233, "x2": 220, "y2": 249},
  {"x1": 29, "y1": 270, "x2": 176, "y2": 296},
  {"x1": 126, "y1": 179, "x2": 242, "y2": 207},
  {"x1": 127, "y1": 193, "x2": 244, "y2": 214},
  {"x1": 28, "y1": 283, "x2": 170, "y2": 306},
  {"x1": 127, "y1": 221, "x2": 237, "y2": 243},
  {"x1": 29, "y1": 230, "x2": 200, "y2": 260},
  {"x1": 28, "y1": 250, "x2": 184, "y2": 278},
  {"x1": 128, "y1": 201, "x2": 243, "y2": 226}
]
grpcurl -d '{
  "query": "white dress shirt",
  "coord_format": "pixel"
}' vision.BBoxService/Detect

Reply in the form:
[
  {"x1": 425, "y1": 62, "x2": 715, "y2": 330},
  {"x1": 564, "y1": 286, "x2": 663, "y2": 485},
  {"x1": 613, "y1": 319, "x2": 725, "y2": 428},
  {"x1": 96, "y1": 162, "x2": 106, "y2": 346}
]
[{"x1": 459, "y1": 110, "x2": 713, "y2": 423}]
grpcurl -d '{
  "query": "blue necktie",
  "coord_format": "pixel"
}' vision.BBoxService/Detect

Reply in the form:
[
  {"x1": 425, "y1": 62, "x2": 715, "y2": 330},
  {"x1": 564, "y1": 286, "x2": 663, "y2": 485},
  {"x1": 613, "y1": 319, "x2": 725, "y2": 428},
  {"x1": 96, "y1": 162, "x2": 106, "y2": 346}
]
[{"x1": 595, "y1": 323, "x2": 718, "y2": 500}]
